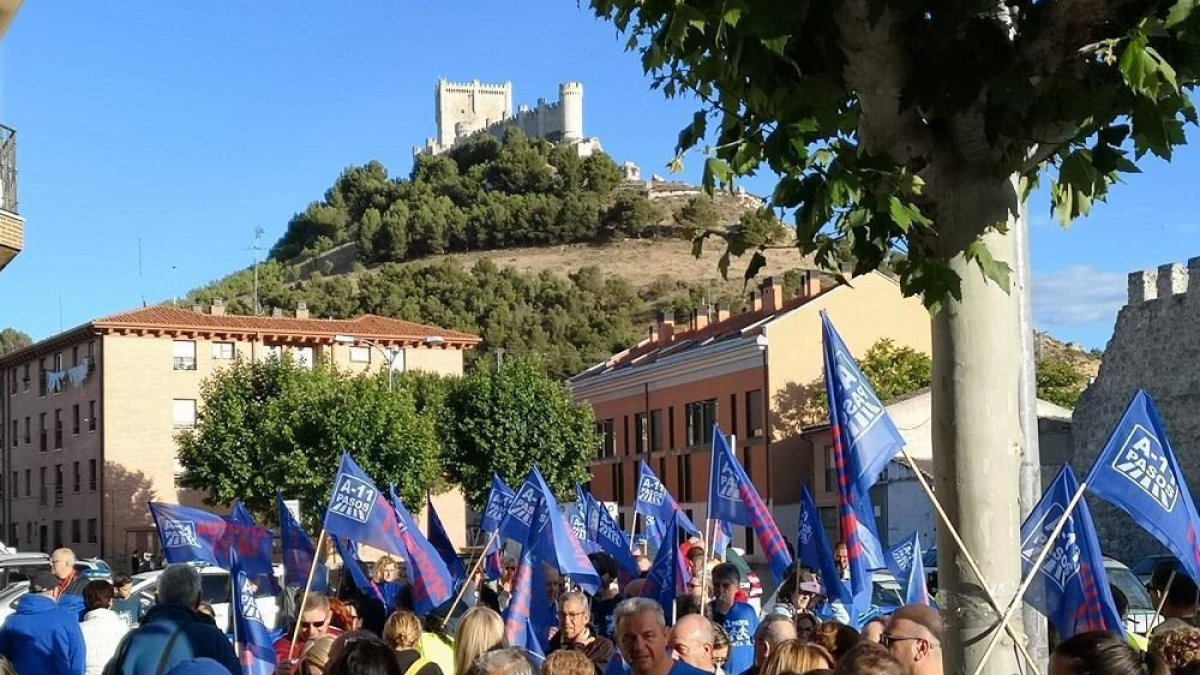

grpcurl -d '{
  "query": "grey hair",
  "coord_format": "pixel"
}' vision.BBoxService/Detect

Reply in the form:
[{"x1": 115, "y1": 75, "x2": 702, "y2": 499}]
[
  {"x1": 757, "y1": 614, "x2": 798, "y2": 648},
  {"x1": 157, "y1": 564, "x2": 202, "y2": 607},
  {"x1": 615, "y1": 597, "x2": 665, "y2": 634},
  {"x1": 559, "y1": 591, "x2": 590, "y2": 612},
  {"x1": 473, "y1": 647, "x2": 539, "y2": 675}
]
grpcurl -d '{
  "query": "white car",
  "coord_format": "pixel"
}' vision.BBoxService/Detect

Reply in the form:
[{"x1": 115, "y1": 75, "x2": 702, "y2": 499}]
[{"x1": 130, "y1": 564, "x2": 284, "y2": 630}]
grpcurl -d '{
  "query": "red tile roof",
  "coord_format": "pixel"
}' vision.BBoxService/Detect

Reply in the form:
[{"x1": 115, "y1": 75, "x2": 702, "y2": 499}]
[{"x1": 91, "y1": 306, "x2": 481, "y2": 343}]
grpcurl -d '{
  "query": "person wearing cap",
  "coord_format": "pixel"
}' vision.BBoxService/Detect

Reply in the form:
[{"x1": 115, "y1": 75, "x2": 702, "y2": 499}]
[{"x1": 0, "y1": 570, "x2": 86, "y2": 675}]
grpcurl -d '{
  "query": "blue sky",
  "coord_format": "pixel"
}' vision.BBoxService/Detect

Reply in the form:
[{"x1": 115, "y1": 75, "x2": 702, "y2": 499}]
[{"x1": 0, "y1": 2, "x2": 1195, "y2": 351}]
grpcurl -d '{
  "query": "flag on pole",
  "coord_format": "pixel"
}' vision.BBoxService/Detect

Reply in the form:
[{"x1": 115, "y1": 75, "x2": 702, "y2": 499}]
[
  {"x1": 712, "y1": 520, "x2": 732, "y2": 560},
  {"x1": 1085, "y1": 389, "x2": 1200, "y2": 584},
  {"x1": 231, "y1": 550, "x2": 277, "y2": 675},
  {"x1": 482, "y1": 475, "x2": 516, "y2": 536},
  {"x1": 331, "y1": 536, "x2": 383, "y2": 603},
  {"x1": 217, "y1": 506, "x2": 277, "y2": 593},
  {"x1": 798, "y1": 482, "x2": 848, "y2": 603},
  {"x1": 640, "y1": 512, "x2": 690, "y2": 624},
  {"x1": 886, "y1": 532, "x2": 931, "y2": 606},
  {"x1": 427, "y1": 496, "x2": 467, "y2": 582},
  {"x1": 504, "y1": 494, "x2": 558, "y2": 657},
  {"x1": 227, "y1": 500, "x2": 255, "y2": 526},
  {"x1": 1022, "y1": 466, "x2": 1124, "y2": 638},
  {"x1": 322, "y1": 454, "x2": 409, "y2": 559},
  {"x1": 387, "y1": 486, "x2": 455, "y2": 616},
  {"x1": 528, "y1": 470, "x2": 601, "y2": 594},
  {"x1": 707, "y1": 427, "x2": 793, "y2": 582},
  {"x1": 277, "y1": 494, "x2": 327, "y2": 592},
  {"x1": 586, "y1": 489, "x2": 639, "y2": 575},
  {"x1": 149, "y1": 502, "x2": 226, "y2": 566},
  {"x1": 635, "y1": 461, "x2": 702, "y2": 546}
]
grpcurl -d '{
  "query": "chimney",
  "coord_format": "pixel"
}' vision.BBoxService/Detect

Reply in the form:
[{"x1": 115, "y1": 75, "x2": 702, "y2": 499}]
[
  {"x1": 716, "y1": 303, "x2": 730, "y2": 323},
  {"x1": 762, "y1": 276, "x2": 782, "y2": 313},
  {"x1": 210, "y1": 298, "x2": 225, "y2": 316},
  {"x1": 191, "y1": 303, "x2": 203, "y2": 314},
  {"x1": 749, "y1": 289, "x2": 763, "y2": 312},
  {"x1": 806, "y1": 272, "x2": 822, "y2": 298},
  {"x1": 271, "y1": 307, "x2": 283, "y2": 318},
  {"x1": 657, "y1": 310, "x2": 675, "y2": 345},
  {"x1": 295, "y1": 301, "x2": 310, "y2": 320},
  {"x1": 649, "y1": 324, "x2": 660, "y2": 343},
  {"x1": 693, "y1": 305, "x2": 711, "y2": 331}
]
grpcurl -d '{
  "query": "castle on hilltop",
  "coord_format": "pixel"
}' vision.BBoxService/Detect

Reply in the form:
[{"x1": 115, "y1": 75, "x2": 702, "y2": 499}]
[
  {"x1": 416, "y1": 79, "x2": 603, "y2": 157},
  {"x1": 1071, "y1": 256, "x2": 1200, "y2": 562}
]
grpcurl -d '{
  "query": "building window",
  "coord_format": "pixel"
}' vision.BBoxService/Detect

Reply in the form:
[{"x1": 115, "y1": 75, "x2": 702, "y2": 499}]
[
  {"x1": 25, "y1": 523, "x2": 31, "y2": 545},
  {"x1": 38, "y1": 359, "x2": 46, "y2": 396},
  {"x1": 8, "y1": 371, "x2": 14, "y2": 396},
  {"x1": 39, "y1": 413, "x2": 46, "y2": 452},
  {"x1": 73, "y1": 462, "x2": 80, "y2": 493},
  {"x1": 72, "y1": 346, "x2": 79, "y2": 367},
  {"x1": 23, "y1": 417, "x2": 29, "y2": 444},
  {"x1": 89, "y1": 460, "x2": 97, "y2": 491},
  {"x1": 87, "y1": 519, "x2": 97, "y2": 544},
  {"x1": 53, "y1": 409, "x2": 62, "y2": 449},
  {"x1": 88, "y1": 400, "x2": 97, "y2": 432},
  {"x1": 212, "y1": 342, "x2": 235, "y2": 360},
  {"x1": 9, "y1": 472, "x2": 15, "y2": 498},
  {"x1": 39, "y1": 467, "x2": 46, "y2": 506},
  {"x1": 53, "y1": 352, "x2": 62, "y2": 371},
  {"x1": 173, "y1": 399, "x2": 198, "y2": 429},
  {"x1": 22, "y1": 363, "x2": 29, "y2": 391},
  {"x1": 172, "y1": 340, "x2": 197, "y2": 370},
  {"x1": 634, "y1": 413, "x2": 648, "y2": 454},
  {"x1": 349, "y1": 346, "x2": 371, "y2": 363},
  {"x1": 824, "y1": 445, "x2": 837, "y2": 493},
  {"x1": 71, "y1": 519, "x2": 80, "y2": 544},
  {"x1": 622, "y1": 416, "x2": 630, "y2": 457},
  {"x1": 72, "y1": 405, "x2": 80, "y2": 435},
  {"x1": 746, "y1": 389, "x2": 764, "y2": 438},
  {"x1": 650, "y1": 409, "x2": 664, "y2": 451},
  {"x1": 293, "y1": 346, "x2": 315, "y2": 369},
  {"x1": 9, "y1": 420, "x2": 15, "y2": 448},
  {"x1": 24, "y1": 469, "x2": 30, "y2": 497},
  {"x1": 53, "y1": 521, "x2": 62, "y2": 549},
  {"x1": 596, "y1": 420, "x2": 616, "y2": 459},
  {"x1": 263, "y1": 345, "x2": 283, "y2": 360},
  {"x1": 54, "y1": 464, "x2": 63, "y2": 506},
  {"x1": 684, "y1": 399, "x2": 717, "y2": 447},
  {"x1": 614, "y1": 464, "x2": 625, "y2": 504}
]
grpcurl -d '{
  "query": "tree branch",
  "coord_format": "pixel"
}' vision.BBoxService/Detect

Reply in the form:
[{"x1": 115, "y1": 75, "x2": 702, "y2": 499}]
[
  {"x1": 834, "y1": 0, "x2": 933, "y2": 165},
  {"x1": 1016, "y1": 0, "x2": 1162, "y2": 75}
]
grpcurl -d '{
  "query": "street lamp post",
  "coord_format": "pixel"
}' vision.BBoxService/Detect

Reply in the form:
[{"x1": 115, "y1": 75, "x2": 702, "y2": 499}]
[{"x1": 333, "y1": 334, "x2": 446, "y2": 391}]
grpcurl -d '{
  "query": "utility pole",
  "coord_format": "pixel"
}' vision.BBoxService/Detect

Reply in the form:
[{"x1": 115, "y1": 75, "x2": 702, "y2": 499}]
[{"x1": 252, "y1": 226, "x2": 265, "y2": 316}]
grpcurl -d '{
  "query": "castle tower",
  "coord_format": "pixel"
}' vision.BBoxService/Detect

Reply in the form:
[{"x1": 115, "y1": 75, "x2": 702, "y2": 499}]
[
  {"x1": 560, "y1": 82, "x2": 584, "y2": 142},
  {"x1": 435, "y1": 79, "x2": 513, "y2": 150}
]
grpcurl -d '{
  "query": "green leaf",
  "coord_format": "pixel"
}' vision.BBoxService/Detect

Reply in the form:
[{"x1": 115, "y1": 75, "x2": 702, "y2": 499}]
[
  {"x1": 723, "y1": 6, "x2": 743, "y2": 27},
  {"x1": 744, "y1": 251, "x2": 768, "y2": 284},
  {"x1": 964, "y1": 240, "x2": 1013, "y2": 291},
  {"x1": 887, "y1": 196, "x2": 932, "y2": 232},
  {"x1": 762, "y1": 36, "x2": 789, "y2": 55},
  {"x1": 676, "y1": 111, "x2": 708, "y2": 154},
  {"x1": 705, "y1": 157, "x2": 733, "y2": 186},
  {"x1": 1166, "y1": 0, "x2": 1200, "y2": 28},
  {"x1": 1120, "y1": 34, "x2": 1159, "y2": 98}
]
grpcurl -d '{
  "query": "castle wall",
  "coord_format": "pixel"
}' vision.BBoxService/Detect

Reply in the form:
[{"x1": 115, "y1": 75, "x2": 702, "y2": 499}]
[
  {"x1": 419, "y1": 80, "x2": 591, "y2": 156},
  {"x1": 435, "y1": 79, "x2": 513, "y2": 150},
  {"x1": 1070, "y1": 257, "x2": 1200, "y2": 563}
]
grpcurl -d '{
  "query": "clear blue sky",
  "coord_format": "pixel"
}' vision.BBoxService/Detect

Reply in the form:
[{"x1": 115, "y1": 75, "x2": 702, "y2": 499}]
[{"x1": 0, "y1": 1, "x2": 1196, "y2": 351}]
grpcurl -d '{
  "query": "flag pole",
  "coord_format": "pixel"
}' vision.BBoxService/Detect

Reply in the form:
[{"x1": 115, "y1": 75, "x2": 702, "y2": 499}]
[
  {"x1": 900, "y1": 447, "x2": 1040, "y2": 673},
  {"x1": 288, "y1": 529, "x2": 326, "y2": 662},
  {"x1": 444, "y1": 529, "x2": 499, "y2": 620},
  {"x1": 969, "y1": 481, "x2": 1088, "y2": 675},
  {"x1": 1149, "y1": 570, "x2": 1176, "y2": 631},
  {"x1": 628, "y1": 511, "x2": 639, "y2": 543}
]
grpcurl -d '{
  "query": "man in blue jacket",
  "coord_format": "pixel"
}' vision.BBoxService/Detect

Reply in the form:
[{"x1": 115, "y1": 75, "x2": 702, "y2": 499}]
[
  {"x1": 104, "y1": 564, "x2": 240, "y2": 675},
  {"x1": 0, "y1": 571, "x2": 86, "y2": 675},
  {"x1": 707, "y1": 564, "x2": 758, "y2": 675}
]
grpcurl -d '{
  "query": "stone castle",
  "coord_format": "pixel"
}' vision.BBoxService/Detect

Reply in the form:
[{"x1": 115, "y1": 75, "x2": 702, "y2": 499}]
[
  {"x1": 416, "y1": 79, "x2": 603, "y2": 157},
  {"x1": 1071, "y1": 256, "x2": 1200, "y2": 563}
]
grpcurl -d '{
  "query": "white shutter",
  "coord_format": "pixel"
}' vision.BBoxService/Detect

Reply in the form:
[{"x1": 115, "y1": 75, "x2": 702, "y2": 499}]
[{"x1": 172, "y1": 399, "x2": 197, "y2": 428}]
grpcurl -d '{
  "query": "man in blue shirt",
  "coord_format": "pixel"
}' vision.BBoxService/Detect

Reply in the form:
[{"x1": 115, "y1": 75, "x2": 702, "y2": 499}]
[
  {"x1": 614, "y1": 597, "x2": 710, "y2": 675},
  {"x1": 0, "y1": 571, "x2": 86, "y2": 675},
  {"x1": 707, "y1": 564, "x2": 758, "y2": 675}
]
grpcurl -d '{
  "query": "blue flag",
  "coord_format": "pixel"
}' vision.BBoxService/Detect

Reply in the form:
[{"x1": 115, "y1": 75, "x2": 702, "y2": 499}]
[
  {"x1": 528, "y1": 470, "x2": 601, "y2": 594},
  {"x1": 332, "y1": 537, "x2": 383, "y2": 603},
  {"x1": 635, "y1": 461, "x2": 701, "y2": 546},
  {"x1": 712, "y1": 520, "x2": 732, "y2": 560},
  {"x1": 641, "y1": 512, "x2": 690, "y2": 624},
  {"x1": 323, "y1": 454, "x2": 409, "y2": 559},
  {"x1": 218, "y1": 506, "x2": 277, "y2": 594},
  {"x1": 227, "y1": 500, "x2": 255, "y2": 526},
  {"x1": 482, "y1": 476, "x2": 516, "y2": 536},
  {"x1": 1085, "y1": 389, "x2": 1200, "y2": 584},
  {"x1": 1022, "y1": 466, "x2": 1124, "y2": 638},
  {"x1": 586, "y1": 490, "x2": 639, "y2": 575},
  {"x1": 887, "y1": 532, "x2": 931, "y2": 607},
  {"x1": 798, "y1": 482, "x2": 848, "y2": 603},
  {"x1": 707, "y1": 427, "x2": 793, "y2": 583},
  {"x1": 503, "y1": 495, "x2": 556, "y2": 658},
  {"x1": 499, "y1": 472, "x2": 545, "y2": 546},
  {"x1": 149, "y1": 502, "x2": 225, "y2": 566},
  {"x1": 568, "y1": 501, "x2": 602, "y2": 554},
  {"x1": 277, "y1": 494, "x2": 327, "y2": 592},
  {"x1": 231, "y1": 551, "x2": 277, "y2": 675},
  {"x1": 387, "y1": 486, "x2": 455, "y2": 616},
  {"x1": 426, "y1": 496, "x2": 467, "y2": 582},
  {"x1": 822, "y1": 315, "x2": 892, "y2": 620}
]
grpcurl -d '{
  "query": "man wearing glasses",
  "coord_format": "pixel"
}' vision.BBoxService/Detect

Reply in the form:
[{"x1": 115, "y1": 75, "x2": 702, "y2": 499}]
[
  {"x1": 881, "y1": 605, "x2": 943, "y2": 675},
  {"x1": 549, "y1": 592, "x2": 616, "y2": 672},
  {"x1": 275, "y1": 594, "x2": 343, "y2": 669}
]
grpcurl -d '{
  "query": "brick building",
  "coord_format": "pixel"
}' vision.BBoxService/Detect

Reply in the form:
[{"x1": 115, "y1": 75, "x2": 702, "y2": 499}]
[
  {"x1": 569, "y1": 272, "x2": 931, "y2": 559},
  {"x1": 0, "y1": 302, "x2": 480, "y2": 563}
]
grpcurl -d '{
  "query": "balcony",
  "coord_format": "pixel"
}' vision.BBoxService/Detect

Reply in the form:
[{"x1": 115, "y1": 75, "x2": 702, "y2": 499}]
[{"x1": 0, "y1": 125, "x2": 20, "y2": 272}]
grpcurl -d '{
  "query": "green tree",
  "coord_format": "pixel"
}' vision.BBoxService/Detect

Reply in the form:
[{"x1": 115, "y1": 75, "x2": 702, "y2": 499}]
[
  {"x1": 790, "y1": 338, "x2": 932, "y2": 424},
  {"x1": 1036, "y1": 356, "x2": 1089, "y2": 408},
  {"x1": 677, "y1": 195, "x2": 720, "y2": 236},
  {"x1": 580, "y1": 153, "x2": 623, "y2": 193},
  {"x1": 0, "y1": 328, "x2": 32, "y2": 356},
  {"x1": 591, "y1": 2, "x2": 1200, "y2": 669},
  {"x1": 176, "y1": 358, "x2": 441, "y2": 528},
  {"x1": 605, "y1": 193, "x2": 660, "y2": 238},
  {"x1": 440, "y1": 358, "x2": 598, "y2": 510}
]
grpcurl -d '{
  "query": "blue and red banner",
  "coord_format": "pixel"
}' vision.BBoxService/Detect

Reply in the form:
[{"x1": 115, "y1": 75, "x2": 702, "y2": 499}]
[
  {"x1": 640, "y1": 512, "x2": 690, "y2": 624},
  {"x1": 231, "y1": 550, "x2": 277, "y2": 675},
  {"x1": 322, "y1": 453, "x2": 409, "y2": 559},
  {"x1": 277, "y1": 494, "x2": 327, "y2": 592},
  {"x1": 427, "y1": 496, "x2": 467, "y2": 582},
  {"x1": 387, "y1": 486, "x2": 455, "y2": 616}
]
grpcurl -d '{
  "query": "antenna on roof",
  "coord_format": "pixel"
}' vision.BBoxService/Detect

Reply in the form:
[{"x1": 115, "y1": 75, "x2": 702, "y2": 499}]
[
  {"x1": 137, "y1": 238, "x2": 146, "y2": 308},
  {"x1": 250, "y1": 227, "x2": 265, "y2": 316}
]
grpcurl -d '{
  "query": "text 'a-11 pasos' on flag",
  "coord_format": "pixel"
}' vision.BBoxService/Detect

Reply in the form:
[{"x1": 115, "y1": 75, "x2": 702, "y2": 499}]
[
  {"x1": 322, "y1": 453, "x2": 409, "y2": 559},
  {"x1": 640, "y1": 511, "x2": 690, "y2": 625},
  {"x1": 1085, "y1": 389, "x2": 1200, "y2": 585},
  {"x1": 708, "y1": 425, "x2": 793, "y2": 583},
  {"x1": 231, "y1": 550, "x2": 277, "y2": 675},
  {"x1": 887, "y1": 531, "x2": 931, "y2": 607},
  {"x1": 149, "y1": 502, "x2": 226, "y2": 566},
  {"x1": 277, "y1": 494, "x2": 327, "y2": 592},
  {"x1": 528, "y1": 469, "x2": 601, "y2": 594},
  {"x1": 584, "y1": 488, "x2": 640, "y2": 576},
  {"x1": 503, "y1": 492, "x2": 558, "y2": 658},
  {"x1": 798, "y1": 482, "x2": 849, "y2": 604},
  {"x1": 1021, "y1": 465, "x2": 1124, "y2": 639},
  {"x1": 387, "y1": 485, "x2": 455, "y2": 616},
  {"x1": 481, "y1": 475, "x2": 516, "y2": 537}
]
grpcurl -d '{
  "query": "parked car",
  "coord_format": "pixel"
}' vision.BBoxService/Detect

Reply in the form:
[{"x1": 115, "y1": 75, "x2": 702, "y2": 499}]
[
  {"x1": 1107, "y1": 557, "x2": 1160, "y2": 635},
  {"x1": 0, "y1": 582, "x2": 28, "y2": 626},
  {"x1": 0, "y1": 552, "x2": 52, "y2": 591},
  {"x1": 130, "y1": 564, "x2": 284, "y2": 630}
]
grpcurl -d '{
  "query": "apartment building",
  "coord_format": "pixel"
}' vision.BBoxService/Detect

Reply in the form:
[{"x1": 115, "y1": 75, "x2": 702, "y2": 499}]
[
  {"x1": 569, "y1": 272, "x2": 931, "y2": 557},
  {"x1": 0, "y1": 302, "x2": 480, "y2": 562},
  {"x1": 0, "y1": 0, "x2": 23, "y2": 271}
]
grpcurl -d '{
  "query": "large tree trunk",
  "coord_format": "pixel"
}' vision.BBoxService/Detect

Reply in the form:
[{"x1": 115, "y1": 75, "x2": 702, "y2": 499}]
[{"x1": 931, "y1": 175, "x2": 1026, "y2": 675}]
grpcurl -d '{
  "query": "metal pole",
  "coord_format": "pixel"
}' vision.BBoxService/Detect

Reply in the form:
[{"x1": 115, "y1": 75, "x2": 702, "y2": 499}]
[{"x1": 1014, "y1": 198, "x2": 1047, "y2": 669}]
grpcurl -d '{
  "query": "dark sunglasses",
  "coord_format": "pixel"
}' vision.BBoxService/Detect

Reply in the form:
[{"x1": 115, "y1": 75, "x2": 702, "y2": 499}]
[
  {"x1": 300, "y1": 620, "x2": 328, "y2": 629},
  {"x1": 880, "y1": 633, "x2": 923, "y2": 648}
]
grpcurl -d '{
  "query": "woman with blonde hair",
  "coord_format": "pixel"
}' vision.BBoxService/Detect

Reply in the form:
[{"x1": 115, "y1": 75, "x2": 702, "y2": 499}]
[
  {"x1": 759, "y1": 639, "x2": 835, "y2": 675},
  {"x1": 384, "y1": 611, "x2": 444, "y2": 675},
  {"x1": 454, "y1": 606, "x2": 507, "y2": 675},
  {"x1": 302, "y1": 636, "x2": 336, "y2": 675},
  {"x1": 373, "y1": 556, "x2": 406, "y2": 614}
]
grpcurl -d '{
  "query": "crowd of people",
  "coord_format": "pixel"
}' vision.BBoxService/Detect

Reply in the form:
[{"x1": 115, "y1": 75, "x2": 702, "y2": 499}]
[{"x1": 0, "y1": 543, "x2": 1197, "y2": 675}]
